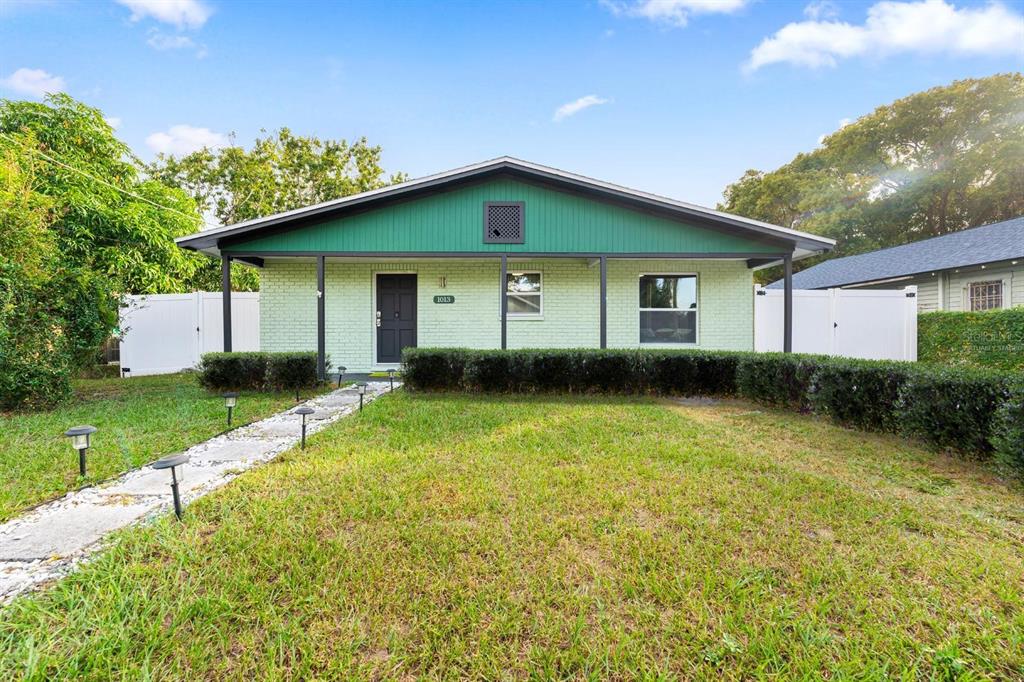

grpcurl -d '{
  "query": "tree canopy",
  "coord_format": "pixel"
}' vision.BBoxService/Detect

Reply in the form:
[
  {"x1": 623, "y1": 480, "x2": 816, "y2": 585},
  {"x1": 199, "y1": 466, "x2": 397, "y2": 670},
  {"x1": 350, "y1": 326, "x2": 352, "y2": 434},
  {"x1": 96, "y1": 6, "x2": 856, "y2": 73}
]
[{"x1": 720, "y1": 73, "x2": 1024, "y2": 275}]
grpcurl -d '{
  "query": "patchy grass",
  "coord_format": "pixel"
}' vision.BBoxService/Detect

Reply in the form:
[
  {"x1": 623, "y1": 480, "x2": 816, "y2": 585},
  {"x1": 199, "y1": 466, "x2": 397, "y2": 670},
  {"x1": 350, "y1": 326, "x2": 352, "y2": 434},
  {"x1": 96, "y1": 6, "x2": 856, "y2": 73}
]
[
  {"x1": 0, "y1": 373, "x2": 321, "y2": 521},
  {"x1": 1, "y1": 393, "x2": 1022, "y2": 679}
]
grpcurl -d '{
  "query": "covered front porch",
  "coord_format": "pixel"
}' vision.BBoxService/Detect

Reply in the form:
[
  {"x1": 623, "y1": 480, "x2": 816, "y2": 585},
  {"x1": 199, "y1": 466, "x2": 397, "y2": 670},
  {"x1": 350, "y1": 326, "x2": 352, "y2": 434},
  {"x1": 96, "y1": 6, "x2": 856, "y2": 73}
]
[{"x1": 217, "y1": 252, "x2": 797, "y2": 377}]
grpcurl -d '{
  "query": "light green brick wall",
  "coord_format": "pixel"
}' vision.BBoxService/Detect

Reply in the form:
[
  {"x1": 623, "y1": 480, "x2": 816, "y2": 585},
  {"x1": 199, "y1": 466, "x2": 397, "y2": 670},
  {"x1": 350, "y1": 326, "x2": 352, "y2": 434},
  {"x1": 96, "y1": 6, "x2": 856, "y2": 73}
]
[{"x1": 260, "y1": 258, "x2": 753, "y2": 372}]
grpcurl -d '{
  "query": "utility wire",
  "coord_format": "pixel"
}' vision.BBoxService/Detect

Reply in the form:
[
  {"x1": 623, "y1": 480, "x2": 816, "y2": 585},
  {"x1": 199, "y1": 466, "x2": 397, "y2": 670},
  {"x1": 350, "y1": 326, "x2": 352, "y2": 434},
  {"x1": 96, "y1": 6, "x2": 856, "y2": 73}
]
[{"x1": 0, "y1": 131, "x2": 217, "y2": 228}]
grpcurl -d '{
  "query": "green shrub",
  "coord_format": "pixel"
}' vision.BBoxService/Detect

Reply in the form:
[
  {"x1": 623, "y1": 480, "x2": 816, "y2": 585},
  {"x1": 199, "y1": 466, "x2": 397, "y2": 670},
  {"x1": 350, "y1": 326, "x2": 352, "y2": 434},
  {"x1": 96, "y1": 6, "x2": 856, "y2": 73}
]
[
  {"x1": 809, "y1": 359, "x2": 914, "y2": 432},
  {"x1": 463, "y1": 351, "x2": 516, "y2": 392},
  {"x1": 401, "y1": 347, "x2": 467, "y2": 390},
  {"x1": 991, "y1": 377, "x2": 1024, "y2": 473},
  {"x1": 735, "y1": 353, "x2": 822, "y2": 410},
  {"x1": 648, "y1": 350, "x2": 744, "y2": 396},
  {"x1": 919, "y1": 308, "x2": 1024, "y2": 371},
  {"x1": 197, "y1": 352, "x2": 269, "y2": 391},
  {"x1": 576, "y1": 350, "x2": 648, "y2": 393},
  {"x1": 266, "y1": 352, "x2": 323, "y2": 396},
  {"x1": 898, "y1": 367, "x2": 1009, "y2": 456}
]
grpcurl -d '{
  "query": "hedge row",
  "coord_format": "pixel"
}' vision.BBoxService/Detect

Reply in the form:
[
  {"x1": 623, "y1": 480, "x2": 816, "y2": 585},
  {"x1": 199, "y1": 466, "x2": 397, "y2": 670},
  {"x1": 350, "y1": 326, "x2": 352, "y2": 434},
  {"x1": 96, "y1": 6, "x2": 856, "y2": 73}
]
[
  {"x1": 401, "y1": 347, "x2": 1023, "y2": 472},
  {"x1": 197, "y1": 352, "x2": 323, "y2": 394},
  {"x1": 918, "y1": 307, "x2": 1024, "y2": 371}
]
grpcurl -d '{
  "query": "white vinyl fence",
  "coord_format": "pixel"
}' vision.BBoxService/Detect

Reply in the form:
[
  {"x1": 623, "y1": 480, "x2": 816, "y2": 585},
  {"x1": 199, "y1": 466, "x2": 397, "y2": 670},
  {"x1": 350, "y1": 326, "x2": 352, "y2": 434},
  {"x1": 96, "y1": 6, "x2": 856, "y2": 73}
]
[
  {"x1": 119, "y1": 292, "x2": 260, "y2": 376},
  {"x1": 754, "y1": 286, "x2": 917, "y2": 361}
]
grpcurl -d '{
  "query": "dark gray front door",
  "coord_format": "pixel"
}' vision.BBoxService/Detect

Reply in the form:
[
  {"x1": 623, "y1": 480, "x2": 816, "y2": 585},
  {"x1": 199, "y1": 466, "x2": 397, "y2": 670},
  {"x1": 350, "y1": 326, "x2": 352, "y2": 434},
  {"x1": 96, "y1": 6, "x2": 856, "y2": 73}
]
[{"x1": 376, "y1": 274, "x2": 416, "y2": 363}]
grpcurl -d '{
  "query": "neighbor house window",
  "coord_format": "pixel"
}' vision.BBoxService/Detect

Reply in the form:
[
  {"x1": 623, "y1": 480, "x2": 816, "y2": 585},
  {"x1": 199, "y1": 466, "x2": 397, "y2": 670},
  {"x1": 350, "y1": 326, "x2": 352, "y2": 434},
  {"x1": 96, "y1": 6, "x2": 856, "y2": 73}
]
[
  {"x1": 507, "y1": 272, "x2": 542, "y2": 316},
  {"x1": 640, "y1": 275, "x2": 697, "y2": 344},
  {"x1": 968, "y1": 280, "x2": 1003, "y2": 311}
]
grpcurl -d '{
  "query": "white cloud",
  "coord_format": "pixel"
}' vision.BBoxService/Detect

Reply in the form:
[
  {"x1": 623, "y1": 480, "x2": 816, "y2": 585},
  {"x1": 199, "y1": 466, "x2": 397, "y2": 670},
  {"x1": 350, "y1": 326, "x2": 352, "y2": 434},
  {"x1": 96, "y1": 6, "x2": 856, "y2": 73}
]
[
  {"x1": 553, "y1": 95, "x2": 610, "y2": 122},
  {"x1": 746, "y1": 0, "x2": 1024, "y2": 71},
  {"x1": 105, "y1": 116, "x2": 123, "y2": 130},
  {"x1": 145, "y1": 124, "x2": 227, "y2": 156},
  {"x1": 0, "y1": 67, "x2": 65, "y2": 97},
  {"x1": 601, "y1": 0, "x2": 749, "y2": 27},
  {"x1": 146, "y1": 30, "x2": 208, "y2": 56},
  {"x1": 116, "y1": 0, "x2": 212, "y2": 29},
  {"x1": 803, "y1": 0, "x2": 839, "y2": 20}
]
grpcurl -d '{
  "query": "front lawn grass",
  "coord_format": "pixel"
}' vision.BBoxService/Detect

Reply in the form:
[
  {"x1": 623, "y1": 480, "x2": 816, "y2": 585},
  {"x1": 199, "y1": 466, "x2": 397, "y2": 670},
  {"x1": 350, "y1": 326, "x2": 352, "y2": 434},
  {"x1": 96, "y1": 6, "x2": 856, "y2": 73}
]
[
  {"x1": 1, "y1": 393, "x2": 1022, "y2": 679},
  {"x1": 0, "y1": 373, "x2": 318, "y2": 522}
]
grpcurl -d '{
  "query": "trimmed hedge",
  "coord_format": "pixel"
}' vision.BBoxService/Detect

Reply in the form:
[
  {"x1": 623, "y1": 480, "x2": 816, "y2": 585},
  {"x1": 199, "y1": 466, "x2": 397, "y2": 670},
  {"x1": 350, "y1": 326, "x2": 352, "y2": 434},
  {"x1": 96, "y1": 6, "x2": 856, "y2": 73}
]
[
  {"x1": 401, "y1": 347, "x2": 1024, "y2": 472},
  {"x1": 197, "y1": 351, "x2": 324, "y2": 393},
  {"x1": 919, "y1": 308, "x2": 1024, "y2": 371}
]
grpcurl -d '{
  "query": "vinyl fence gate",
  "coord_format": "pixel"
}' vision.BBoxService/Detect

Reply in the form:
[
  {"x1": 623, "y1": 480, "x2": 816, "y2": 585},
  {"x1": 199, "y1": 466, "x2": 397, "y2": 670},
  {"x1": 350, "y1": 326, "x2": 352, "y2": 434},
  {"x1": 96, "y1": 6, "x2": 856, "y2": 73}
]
[
  {"x1": 754, "y1": 286, "x2": 917, "y2": 361},
  {"x1": 119, "y1": 292, "x2": 260, "y2": 376}
]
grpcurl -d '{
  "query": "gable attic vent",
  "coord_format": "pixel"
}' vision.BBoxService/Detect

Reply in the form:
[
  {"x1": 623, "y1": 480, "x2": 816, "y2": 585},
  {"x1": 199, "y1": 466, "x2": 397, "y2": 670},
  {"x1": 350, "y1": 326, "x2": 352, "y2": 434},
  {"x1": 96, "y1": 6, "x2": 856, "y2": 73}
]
[{"x1": 483, "y1": 202, "x2": 525, "y2": 244}]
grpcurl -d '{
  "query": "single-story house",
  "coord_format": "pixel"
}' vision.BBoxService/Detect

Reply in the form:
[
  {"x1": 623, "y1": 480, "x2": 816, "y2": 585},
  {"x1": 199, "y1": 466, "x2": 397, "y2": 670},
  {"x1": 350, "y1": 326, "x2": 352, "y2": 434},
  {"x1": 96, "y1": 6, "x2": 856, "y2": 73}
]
[
  {"x1": 767, "y1": 216, "x2": 1024, "y2": 313},
  {"x1": 176, "y1": 157, "x2": 834, "y2": 376}
]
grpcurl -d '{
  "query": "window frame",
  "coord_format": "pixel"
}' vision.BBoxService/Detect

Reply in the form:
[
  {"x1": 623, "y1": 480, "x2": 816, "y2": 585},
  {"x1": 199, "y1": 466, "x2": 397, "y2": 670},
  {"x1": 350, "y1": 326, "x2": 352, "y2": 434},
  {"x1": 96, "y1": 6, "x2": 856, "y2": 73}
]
[
  {"x1": 638, "y1": 272, "x2": 699, "y2": 347},
  {"x1": 505, "y1": 270, "x2": 543, "y2": 319},
  {"x1": 967, "y1": 278, "x2": 1004, "y2": 311}
]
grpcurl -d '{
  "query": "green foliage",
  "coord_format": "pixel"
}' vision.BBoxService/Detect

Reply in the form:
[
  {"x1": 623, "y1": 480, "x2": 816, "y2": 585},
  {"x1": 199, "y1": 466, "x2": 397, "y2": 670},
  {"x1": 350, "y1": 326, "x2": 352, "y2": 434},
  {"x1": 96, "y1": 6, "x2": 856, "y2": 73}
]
[
  {"x1": 197, "y1": 352, "x2": 270, "y2": 391},
  {"x1": 719, "y1": 74, "x2": 1024, "y2": 283},
  {"x1": 401, "y1": 348, "x2": 1023, "y2": 473},
  {"x1": 265, "y1": 352, "x2": 324, "y2": 394},
  {"x1": 197, "y1": 351, "x2": 322, "y2": 393},
  {"x1": 148, "y1": 128, "x2": 407, "y2": 292},
  {"x1": 991, "y1": 378, "x2": 1024, "y2": 474},
  {"x1": 918, "y1": 308, "x2": 1024, "y2": 371},
  {"x1": 898, "y1": 368, "x2": 1009, "y2": 457}
]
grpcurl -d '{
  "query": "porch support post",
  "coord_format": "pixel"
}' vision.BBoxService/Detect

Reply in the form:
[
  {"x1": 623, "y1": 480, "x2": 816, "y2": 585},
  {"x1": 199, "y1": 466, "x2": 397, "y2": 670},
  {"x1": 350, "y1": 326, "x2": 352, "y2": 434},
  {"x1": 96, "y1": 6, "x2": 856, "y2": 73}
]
[
  {"x1": 599, "y1": 255, "x2": 607, "y2": 349},
  {"x1": 221, "y1": 253, "x2": 232, "y2": 352},
  {"x1": 783, "y1": 253, "x2": 793, "y2": 353},
  {"x1": 499, "y1": 254, "x2": 507, "y2": 350},
  {"x1": 316, "y1": 255, "x2": 326, "y2": 381}
]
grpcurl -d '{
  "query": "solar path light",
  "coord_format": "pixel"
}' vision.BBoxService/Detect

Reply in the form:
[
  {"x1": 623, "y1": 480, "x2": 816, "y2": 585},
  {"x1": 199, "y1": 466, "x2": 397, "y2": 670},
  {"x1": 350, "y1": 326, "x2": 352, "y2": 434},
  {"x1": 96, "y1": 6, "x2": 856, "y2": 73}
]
[
  {"x1": 357, "y1": 382, "x2": 367, "y2": 412},
  {"x1": 336, "y1": 366, "x2": 347, "y2": 389},
  {"x1": 152, "y1": 454, "x2": 189, "y2": 520},
  {"x1": 387, "y1": 368, "x2": 396, "y2": 391},
  {"x1": 294, "y1": 405, "x2": 315, "y2": 448},
  {"x1": 64, "y1": 425, "x2": 97, "y2": 477},
  {"x1": 223, "y1": 392, "x2": 238, "y2": 427}
]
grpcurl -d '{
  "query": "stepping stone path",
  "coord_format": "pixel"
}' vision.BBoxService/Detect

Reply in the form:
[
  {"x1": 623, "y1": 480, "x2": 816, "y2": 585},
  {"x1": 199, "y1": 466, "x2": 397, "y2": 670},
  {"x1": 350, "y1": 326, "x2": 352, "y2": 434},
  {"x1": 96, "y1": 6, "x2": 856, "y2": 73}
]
[{"x1": 0, "y1": 382, "x2": 393, "y2": 604}]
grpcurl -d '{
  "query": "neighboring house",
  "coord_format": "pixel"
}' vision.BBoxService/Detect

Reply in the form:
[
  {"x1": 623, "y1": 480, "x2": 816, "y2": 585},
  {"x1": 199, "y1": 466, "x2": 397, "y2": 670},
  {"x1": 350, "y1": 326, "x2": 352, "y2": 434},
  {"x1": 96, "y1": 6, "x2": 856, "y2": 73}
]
[
  {"x1": 177, "y1": 157, "x2": 834, "y2": 374},
  {"x1": 767, "y1": 217, "x2": 1024, "y2": 313}
]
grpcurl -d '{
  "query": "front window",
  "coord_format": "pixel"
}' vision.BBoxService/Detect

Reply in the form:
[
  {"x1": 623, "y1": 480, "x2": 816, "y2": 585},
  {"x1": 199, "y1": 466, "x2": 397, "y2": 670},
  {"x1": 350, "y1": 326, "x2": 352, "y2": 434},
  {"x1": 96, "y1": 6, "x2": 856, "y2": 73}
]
[
  {"x1": 507, "y1": 272, "x2": 542, "y2": 316},
  {"x1": 969, "y1": 280, "x2": 1002, "y2": 311},
  {"x1": 640, "y1": 275, "x2": 697, "y2": 344}
]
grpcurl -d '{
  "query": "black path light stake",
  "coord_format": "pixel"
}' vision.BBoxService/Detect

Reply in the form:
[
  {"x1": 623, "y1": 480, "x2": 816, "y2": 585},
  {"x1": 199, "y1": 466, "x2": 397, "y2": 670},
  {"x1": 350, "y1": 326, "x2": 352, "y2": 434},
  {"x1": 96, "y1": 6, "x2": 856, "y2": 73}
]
[
  {"x1": 152, "y1": 454, "x2": 189, "y2": 520},
  {"x1": 387, "y1": 368, "x2": 396, "y2": 391},
  {"x1": 336, "y1": 366, "x2": 347, "y2": 389},
  {"x1": 357, "y1": 382, "x2": 367, "y2": 412},
  {"x1": 223, "y1": 392, "x2": 238, "y2": 427},
  {"x1": 64, "y1": 425, "x2": 97, "y2": 477},
  {"x1": 294, "y1": 405, "x2": 315, "y2": 448}
]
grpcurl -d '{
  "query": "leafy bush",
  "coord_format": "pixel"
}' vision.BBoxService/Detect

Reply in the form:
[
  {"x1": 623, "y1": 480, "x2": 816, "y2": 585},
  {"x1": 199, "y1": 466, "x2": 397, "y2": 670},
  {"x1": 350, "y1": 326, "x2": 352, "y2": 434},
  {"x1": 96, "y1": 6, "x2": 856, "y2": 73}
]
[
  {"x1": 197, "y1": 352, "x2": 270, "y2": 391},
  {"x1": 809, "y1": 359, "x2": 914, "y2": 432},
  {"x1": 575, "y1": 350, "x2": 648, "y2": 393},
  {"x1": 735, "y1": 353, "x2": 821, "y2": 410},
  {"x1": 266, "y1": 352, "x2": 323, "y2": 395},
  {"x1": 648, "y1": 350, "x2": 744, "y2": 397},
  {"x1": 990, "y1": 377, "x2": 1024, "y2": 474},
  {"x1": 898, "y1": 368, "x2": 1009, "y2": 456},
  {"x1": 919, "y1": 308, "x2": 1024, "y2": 371},
  {"x1": 400, "y1": 348, "x2": 467, "y2": 390}
]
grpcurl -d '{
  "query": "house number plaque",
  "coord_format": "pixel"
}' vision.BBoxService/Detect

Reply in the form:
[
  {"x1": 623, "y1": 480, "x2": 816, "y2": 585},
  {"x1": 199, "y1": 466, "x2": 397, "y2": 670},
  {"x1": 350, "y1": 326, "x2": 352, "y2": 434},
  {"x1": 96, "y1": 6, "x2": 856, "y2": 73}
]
[{"x1": 433, "y1": 295, "x2": 455, "y2": 304}]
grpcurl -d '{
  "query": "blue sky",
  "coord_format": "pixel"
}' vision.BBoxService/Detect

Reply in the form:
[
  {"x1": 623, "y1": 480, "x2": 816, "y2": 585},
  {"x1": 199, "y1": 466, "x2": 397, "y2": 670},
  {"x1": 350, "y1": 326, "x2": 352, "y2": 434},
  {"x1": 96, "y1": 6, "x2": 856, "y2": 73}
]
[{"x1": 2, "y1": 0, "x2": 1022, "y2": 208}]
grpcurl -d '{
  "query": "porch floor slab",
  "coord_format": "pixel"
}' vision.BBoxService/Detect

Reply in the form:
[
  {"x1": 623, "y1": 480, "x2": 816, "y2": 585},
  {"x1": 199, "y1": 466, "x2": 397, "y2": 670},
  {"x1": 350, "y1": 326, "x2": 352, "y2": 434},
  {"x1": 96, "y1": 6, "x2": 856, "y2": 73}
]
[{"x1": 0, "y1": 382, "x2": 396, "y2": 604}]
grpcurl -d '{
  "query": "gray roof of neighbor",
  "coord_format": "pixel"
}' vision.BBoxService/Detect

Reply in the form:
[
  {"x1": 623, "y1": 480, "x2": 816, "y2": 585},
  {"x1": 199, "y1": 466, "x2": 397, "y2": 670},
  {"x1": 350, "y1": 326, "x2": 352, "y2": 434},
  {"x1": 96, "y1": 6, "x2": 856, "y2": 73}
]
[{"x1": 767, "y1": 216, "x2": 1024, "y2": 289}]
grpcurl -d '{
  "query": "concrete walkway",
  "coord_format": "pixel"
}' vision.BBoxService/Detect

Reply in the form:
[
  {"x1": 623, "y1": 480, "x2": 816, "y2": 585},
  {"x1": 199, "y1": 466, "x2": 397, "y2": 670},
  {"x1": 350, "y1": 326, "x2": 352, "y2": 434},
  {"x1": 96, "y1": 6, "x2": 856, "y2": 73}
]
[{"x1": 0, "y1": 382, "x2": 394, "y2": 604}]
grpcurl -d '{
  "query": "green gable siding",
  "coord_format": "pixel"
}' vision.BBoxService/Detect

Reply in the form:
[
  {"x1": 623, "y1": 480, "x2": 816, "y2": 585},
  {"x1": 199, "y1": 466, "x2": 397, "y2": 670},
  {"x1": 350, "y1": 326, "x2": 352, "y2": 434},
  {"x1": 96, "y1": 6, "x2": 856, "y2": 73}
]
[{"x1": 223, "y1": 178, "x2": 778, "y2": 256}]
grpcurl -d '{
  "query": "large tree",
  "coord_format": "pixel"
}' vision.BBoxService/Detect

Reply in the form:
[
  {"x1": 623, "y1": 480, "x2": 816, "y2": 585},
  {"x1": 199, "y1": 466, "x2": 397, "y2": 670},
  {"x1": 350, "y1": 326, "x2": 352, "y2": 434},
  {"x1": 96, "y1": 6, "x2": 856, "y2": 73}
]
[
  {"x1": 720, "y1": 73, "x2": 1024, "y2": 276},
  {"x1": 148, "y1": 129, "x2": 407, "y2": 290}
]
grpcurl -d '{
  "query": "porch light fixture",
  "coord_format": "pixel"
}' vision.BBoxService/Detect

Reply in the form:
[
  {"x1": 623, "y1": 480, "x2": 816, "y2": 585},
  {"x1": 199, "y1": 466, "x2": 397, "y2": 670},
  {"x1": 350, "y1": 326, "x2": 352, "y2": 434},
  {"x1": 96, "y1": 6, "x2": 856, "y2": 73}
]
[
  {"x1": 64, "y1": 425, "x2": 97, "y2": 477},
  {"x1": 294, "y1": 405, "x2": 315, "y2": 448},
  {"x1": 357, "y1": 382, "x2": 367, "y2": 412},
  {"x1": 336, "y1": 365, "x2": 347, "y2": 389},
  {"x1": 223, "y1": 392, "x2": 238, "y2": 427},
  {"x1": 387, "y1": 368, "x2": 396, "y2": 391},
  {"x1": 152, "y1": 453, "x2": 189, "y2": 520}
]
